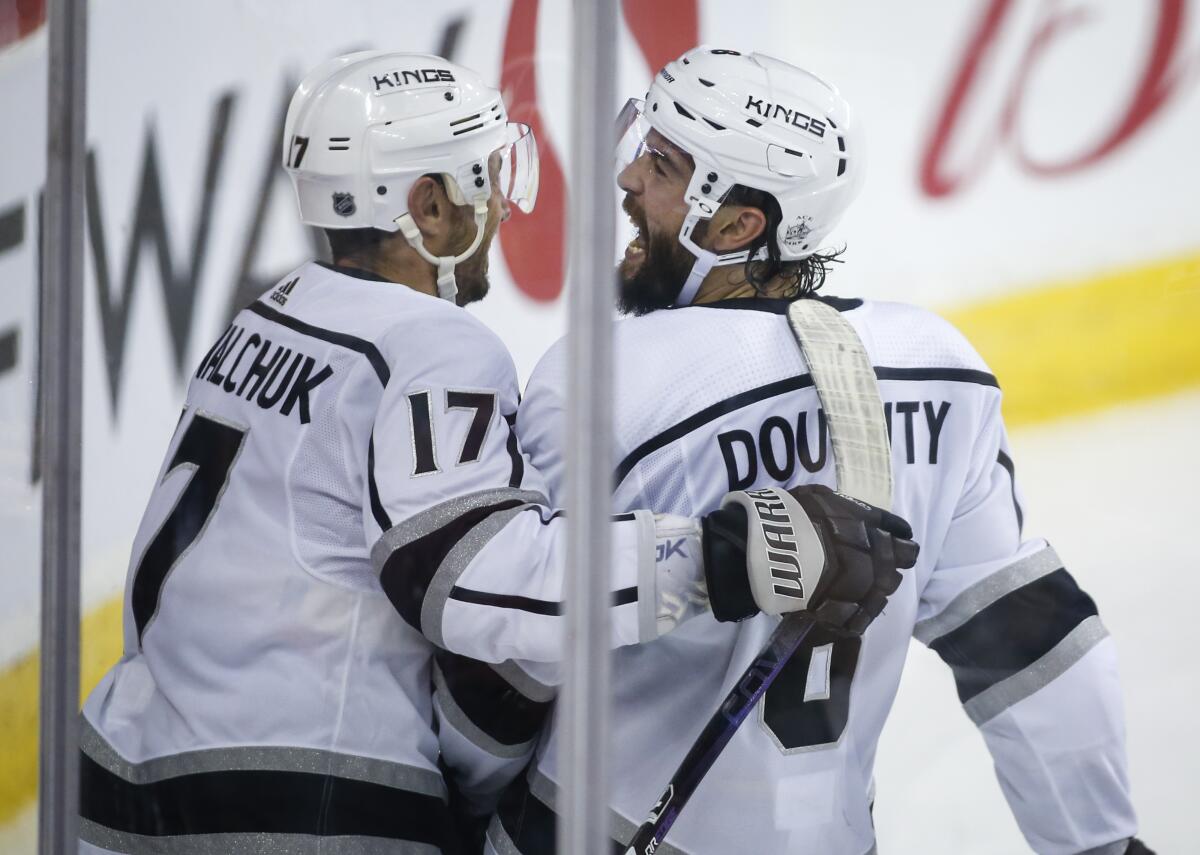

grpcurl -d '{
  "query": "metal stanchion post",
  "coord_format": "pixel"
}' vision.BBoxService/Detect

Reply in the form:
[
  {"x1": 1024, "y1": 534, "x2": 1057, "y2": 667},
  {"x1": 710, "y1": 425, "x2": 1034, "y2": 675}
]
[
  {"x1": 560, "y1": 0, "x2": 619, "y2": 853},
  {"x1": 38, "y1": 0, "x2": 88, "y2": 851}
]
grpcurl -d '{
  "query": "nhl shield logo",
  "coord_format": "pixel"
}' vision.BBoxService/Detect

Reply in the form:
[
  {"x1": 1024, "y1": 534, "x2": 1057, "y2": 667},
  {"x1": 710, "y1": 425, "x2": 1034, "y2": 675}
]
[{"x1": 332, "y1": 192, "x2": 357, "y2": 218}]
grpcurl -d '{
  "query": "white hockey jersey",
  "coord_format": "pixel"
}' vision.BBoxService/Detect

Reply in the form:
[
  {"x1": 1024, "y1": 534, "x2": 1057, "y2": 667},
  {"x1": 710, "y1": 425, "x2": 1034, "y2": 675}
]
[
  {"x1": 491, "y1": 296, "x2": 1138, "y2": 855},
  {"x1": 79, "y1": 262, "x2": 696, "y2": 854}
]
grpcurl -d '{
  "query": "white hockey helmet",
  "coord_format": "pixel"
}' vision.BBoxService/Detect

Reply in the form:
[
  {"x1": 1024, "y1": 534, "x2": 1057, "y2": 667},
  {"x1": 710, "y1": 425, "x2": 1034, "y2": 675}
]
[
  {"x1": 617, "y1": 46, "x2": 864, "y2": 305},
  {"x1": 283, "y1": 51, "x2": 539, "y2": 301}
]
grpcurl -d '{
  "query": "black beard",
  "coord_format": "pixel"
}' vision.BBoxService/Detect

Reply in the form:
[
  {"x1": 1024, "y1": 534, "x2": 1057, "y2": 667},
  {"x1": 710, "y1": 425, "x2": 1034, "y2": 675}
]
[
  {"x1": 452, "y1": 229, "x2": 492, "y2": 306},
  {"x1": 616, "y1": 228, "x2": 696, "y2": 316},
  {"x1": 454, "y1": 267, "x2": 489, "y2": 306}
]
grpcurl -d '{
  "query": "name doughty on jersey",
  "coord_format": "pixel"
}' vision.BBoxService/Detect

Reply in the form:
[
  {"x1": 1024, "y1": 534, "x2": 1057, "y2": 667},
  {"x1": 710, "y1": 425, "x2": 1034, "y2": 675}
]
[
  {"x1": 193, "y1": 321, "x2": 334, "y2": 424},
  {"x1": 719, "y1": 400, "x2": 952, "y2": 491}
]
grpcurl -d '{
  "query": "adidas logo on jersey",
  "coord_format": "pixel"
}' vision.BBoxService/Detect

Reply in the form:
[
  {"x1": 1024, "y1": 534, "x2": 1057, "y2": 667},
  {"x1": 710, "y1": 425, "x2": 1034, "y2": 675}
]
[{"x1": 269, "y1": 276, "x2": 299, "y2": 306}]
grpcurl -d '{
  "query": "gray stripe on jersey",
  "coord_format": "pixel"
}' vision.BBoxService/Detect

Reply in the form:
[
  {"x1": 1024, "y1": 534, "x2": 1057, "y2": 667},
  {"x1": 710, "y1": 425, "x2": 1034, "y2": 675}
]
[
  {"x1": 913, "y1": 546, "x2": 1061, "y2": 645},
  {"x1": 484, "y1": 813, "x2": 522, "y2": 855},
  {"x1": 490, "y1": 658, "x2": 557, "y2": 703},
  {"x1": 79, "y1": 818, "x2": 440, "y2": 854},
  {"x1": 421, "y1": 502, "x2": 537, "y2": 648},
  {"x1": 527, "y1": 768, "x2": 690, "y2": 855},
  {"x1": 433, "y1": 662, "x2": 537, "y2": 759},
  {"x1": 493, "y1": 812, "x2": 850, "y2": 855},
  {"x1": 527, "y1": 766, "x2": 557, "y2": 809},
  {"x1": 80, "y1": 718, "x2": 447, "y2": 798},
  {"x1": 370, "y1": 487, "x2": 548, "y2": 568},
  {"x1": 965, "y1": 615, "x2": 1109, "y2": 725}
]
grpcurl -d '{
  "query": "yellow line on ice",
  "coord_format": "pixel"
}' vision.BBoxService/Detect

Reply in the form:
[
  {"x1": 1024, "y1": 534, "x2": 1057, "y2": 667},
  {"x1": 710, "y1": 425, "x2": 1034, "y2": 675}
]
[
  {"x1": 1, "y1": 248, "x2": 1198, "y2": 827},
  {"x1": 0, "y1": 596, "x2": 124, "y2": 825},
  {"x1": 944, "y1": 250, "x2": 1200, "y2": 426}
]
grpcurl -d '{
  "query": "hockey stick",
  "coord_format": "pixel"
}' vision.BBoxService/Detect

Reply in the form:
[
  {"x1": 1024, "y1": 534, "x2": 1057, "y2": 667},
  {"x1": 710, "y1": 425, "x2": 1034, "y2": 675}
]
[
  {"x1": 623, "y1": 613, "x2": 817, "y2": 854},
  {"x1": 625, "y1": 300, "x2": 891, "y2": 854}
]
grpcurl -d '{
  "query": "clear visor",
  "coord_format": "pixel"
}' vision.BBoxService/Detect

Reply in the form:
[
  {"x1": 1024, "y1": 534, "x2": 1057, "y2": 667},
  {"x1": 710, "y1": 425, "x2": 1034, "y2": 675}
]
[
  {"x1": 614, "y1": 98, "x2": 724, "y2": 205},
  {"x1": 615, "y1": 98, "x2": 659, "y2": 174},
  {"x1": 496, "y1": 122, "x2": 539, "y2": 214}
]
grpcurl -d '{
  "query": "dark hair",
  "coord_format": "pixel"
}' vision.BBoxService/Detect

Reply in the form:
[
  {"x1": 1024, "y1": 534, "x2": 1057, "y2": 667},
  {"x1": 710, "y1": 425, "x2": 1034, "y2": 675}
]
[
  {"x1": 720, "y1": 184, "x2": 844, "y2": 298},
  {"x1": 324, "y1": 227, "x2": 390, "y2": 263}
]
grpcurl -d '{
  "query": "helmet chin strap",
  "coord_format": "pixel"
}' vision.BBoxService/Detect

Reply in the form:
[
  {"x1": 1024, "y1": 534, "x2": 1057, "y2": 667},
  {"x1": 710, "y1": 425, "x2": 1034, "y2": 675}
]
[
  {"x1": 676, "y1": 244, "x2": 718, "y2": 307},
  {"x1": 395, "y1": 198, "x2": 490, "y2": 303},
  {"x1": 673, "y1": 210, "x2": 760, "y2": 307}
]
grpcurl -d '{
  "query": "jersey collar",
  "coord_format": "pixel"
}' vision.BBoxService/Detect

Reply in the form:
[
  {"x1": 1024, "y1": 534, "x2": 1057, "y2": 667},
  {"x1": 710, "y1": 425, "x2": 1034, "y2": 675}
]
[
  {"x1": 684, "y1": 295, "x2": 863, "y2": 315},
  {"x1": 316, "y1": 260, "x2": 393, "y2": 284}
]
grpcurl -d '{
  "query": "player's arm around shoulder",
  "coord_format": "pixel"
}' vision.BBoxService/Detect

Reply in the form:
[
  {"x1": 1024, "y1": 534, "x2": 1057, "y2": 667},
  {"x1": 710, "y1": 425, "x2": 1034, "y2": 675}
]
[
  {"x1": 366, "y1": 309, "x2": 707, "y2": 667},
  {"x1": 359, "y1": 310, "x2": 560, "y2": 826},
  {"x1": 364, "y1": 308, "x2": 548, "y2": 637},
  {"x1": 519, "y1": 331, "x2": 920, "y2": 642}
]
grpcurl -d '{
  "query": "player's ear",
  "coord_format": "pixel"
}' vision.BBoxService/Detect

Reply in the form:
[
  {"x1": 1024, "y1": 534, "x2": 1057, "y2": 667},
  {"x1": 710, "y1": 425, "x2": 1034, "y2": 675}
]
[
  {"x1": 709, "y1": 204, "x2": 767, "y2": 254},
  {"x1": 406, "y1": 175, "x2": 453, "y2": 244}
]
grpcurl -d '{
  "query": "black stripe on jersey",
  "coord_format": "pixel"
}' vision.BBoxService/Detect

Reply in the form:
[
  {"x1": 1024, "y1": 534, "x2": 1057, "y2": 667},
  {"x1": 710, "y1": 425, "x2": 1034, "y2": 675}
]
[
  {"x1": 692, "y1": 295, "x2": 864, "y2": 314},
  {"x1": 450, "y1": 587, "x2": 560, "y2": 616},
  {"x1": 525, "y1": 508, "x2": 634, "y2": 525},
  {"x1": 494, "y1": 775, "x2": 562, "y2": 855},
  {"x1": 493, "y1": 775, "x2": 635, "y2": 855},
  {"x1": 612, "y1": 585, "x2": 638, "y2": 606},
  {"x1": 367, "y1": 434, "x2": 393, "y2": 532},
  {"x1": 996, "y1": 449, "x2": 1024, "y2": 533},
  {"x1": 380, "y1": 499, "x2": 528, "y2": 630},
  {"x1": 435, "y1": 649, "x2": 552, "y2": 746},
  {"x1": 246, "y1": 301, "x2": 390, "y2": 386},
  {"x1": 929, "y1": 568, "x2": 1098, "y2": 704},
  {"x1": 79, "y1": 750, "x2": 455, "y2": 846},
  {"x1": 874, "y1": 366, "x2": 999, "y2": 387},
  {"x1": 532, "y1": 508, "x2": 565, "y2": 525},
  {"x1": 615, "y1": 373, "x2": 817, "y2": 484},
  {"x1": 504, "y1": 412, "x2": 525, "y2": 488},
  {"x1": 613, "y1": 366, "x2": 999, "y2": 486},
  {"x1": 316, "y1": 260, "x2": 392, "y2": 283},
  {"x1": 448, "y1": 585, "x2": 639, "y2": 616}
]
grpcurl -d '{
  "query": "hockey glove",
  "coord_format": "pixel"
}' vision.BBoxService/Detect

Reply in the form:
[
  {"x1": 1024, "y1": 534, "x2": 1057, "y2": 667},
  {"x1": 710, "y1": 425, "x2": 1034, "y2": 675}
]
[{"x1": 702, "y1": 485, "x2": 918, "y2": 636}]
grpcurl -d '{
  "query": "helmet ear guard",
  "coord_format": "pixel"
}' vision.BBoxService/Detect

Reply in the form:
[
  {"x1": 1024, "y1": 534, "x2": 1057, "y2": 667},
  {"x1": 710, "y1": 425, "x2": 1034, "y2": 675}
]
[{"x1": 674, "y1": 155, "x2": 766, "y2": 306}]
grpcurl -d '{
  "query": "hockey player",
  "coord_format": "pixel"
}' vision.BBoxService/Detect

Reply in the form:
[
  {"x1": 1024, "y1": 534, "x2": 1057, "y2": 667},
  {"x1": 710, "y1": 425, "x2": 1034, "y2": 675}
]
[
  {"x1": 490, "y1": 48, "x2": 1154, "y2": 854},
  {"x1": 77, "y1": 52, "x2": 916, "y2": 854}
]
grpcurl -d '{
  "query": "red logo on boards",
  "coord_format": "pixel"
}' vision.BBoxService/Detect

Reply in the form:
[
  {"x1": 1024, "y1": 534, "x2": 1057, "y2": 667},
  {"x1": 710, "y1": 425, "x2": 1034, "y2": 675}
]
[{"x1": 497, "y1": 0, "x2": 700, "y2": 302}]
